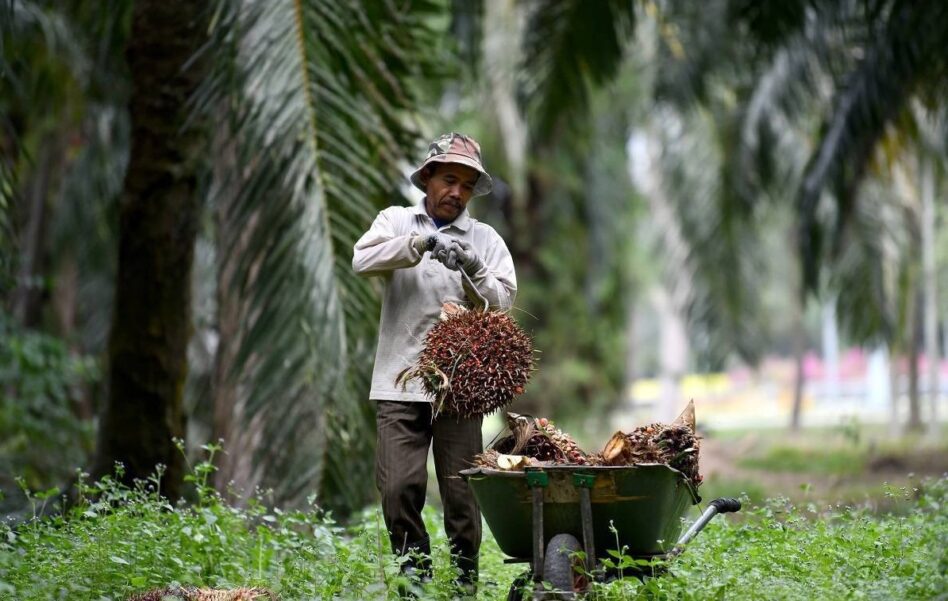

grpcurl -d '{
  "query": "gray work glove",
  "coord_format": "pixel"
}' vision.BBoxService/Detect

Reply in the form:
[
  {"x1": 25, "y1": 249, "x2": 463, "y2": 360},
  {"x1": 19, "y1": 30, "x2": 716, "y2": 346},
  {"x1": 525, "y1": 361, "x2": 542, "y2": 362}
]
[
  {"x1": 411, "y1": 233, "x2": 454, "y2": 257},
  {"x1": 442, "y1": 239, "x2": 483, "y2": 274}
]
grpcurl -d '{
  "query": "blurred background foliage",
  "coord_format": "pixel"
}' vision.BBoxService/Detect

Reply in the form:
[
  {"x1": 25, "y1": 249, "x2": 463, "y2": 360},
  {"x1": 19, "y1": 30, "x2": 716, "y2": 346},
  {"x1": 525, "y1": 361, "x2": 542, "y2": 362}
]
[{"x1": 1, "y1": 0, "x2": 946, "y2": 516}]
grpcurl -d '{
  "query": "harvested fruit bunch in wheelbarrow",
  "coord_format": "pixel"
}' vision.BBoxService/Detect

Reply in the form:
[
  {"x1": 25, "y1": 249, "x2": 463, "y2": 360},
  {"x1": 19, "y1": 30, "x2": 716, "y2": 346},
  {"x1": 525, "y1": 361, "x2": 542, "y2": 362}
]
[
  {"x1": 479, "y1": 413, "x2": 589, "y2": 467},
  {"x1": 397, "y1": 303, "x2": 535, "y2": 419},
  {"x1": 595, "y1": 401, "x2": 700, "y2": 481},
  {"x1": 475, "y1": 402, "x2": 702, "y2": 484}
]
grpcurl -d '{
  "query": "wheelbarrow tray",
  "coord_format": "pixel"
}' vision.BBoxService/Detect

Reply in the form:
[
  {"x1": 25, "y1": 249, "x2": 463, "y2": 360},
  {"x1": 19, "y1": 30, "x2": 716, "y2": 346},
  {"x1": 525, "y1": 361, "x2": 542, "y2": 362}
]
[{"x1": 460, "y1": 464, "x2": 699, "y2": 560}]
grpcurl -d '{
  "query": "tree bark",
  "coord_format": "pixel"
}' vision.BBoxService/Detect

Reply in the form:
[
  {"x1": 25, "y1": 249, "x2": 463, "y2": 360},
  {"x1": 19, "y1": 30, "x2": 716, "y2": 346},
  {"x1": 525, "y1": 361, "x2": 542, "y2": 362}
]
[{"x1": 93, "y1": 1, "x2": 209, "y2": 499}]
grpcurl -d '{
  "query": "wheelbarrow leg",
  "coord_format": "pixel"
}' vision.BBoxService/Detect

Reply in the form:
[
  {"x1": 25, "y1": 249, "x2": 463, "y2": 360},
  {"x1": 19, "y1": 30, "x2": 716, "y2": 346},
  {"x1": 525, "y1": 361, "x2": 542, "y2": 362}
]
[
  {"x1": 525, "y1": 469, "x2": 549, "y2": 595},
  {"x1": 573, "y1": 473, "x2": 597, "y2": 577}
]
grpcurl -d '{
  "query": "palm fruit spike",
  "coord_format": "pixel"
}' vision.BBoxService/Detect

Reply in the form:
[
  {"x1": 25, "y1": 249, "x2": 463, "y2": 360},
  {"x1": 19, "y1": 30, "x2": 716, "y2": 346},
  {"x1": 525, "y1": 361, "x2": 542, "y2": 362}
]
[{"x1": 672, "y1": 399, "x2": 696, "y2": 430}]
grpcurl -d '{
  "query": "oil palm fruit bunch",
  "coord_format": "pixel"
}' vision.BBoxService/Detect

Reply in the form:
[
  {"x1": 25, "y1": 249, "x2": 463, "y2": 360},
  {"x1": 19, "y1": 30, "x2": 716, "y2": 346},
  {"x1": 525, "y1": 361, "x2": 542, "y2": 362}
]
[
  {"x1": 598, "y1": 401, "x2": 701, "y2": 483},
  {"x1": 398, "y1": 304, "x2": 534, "y2": 418},
  {"x1": 655, "y1": 423, "x2": 700, "y2": 482},
  {"x1": 483, "y1": 413, "x2": 589, "y2": 465},
  {"x1": 536, "y1": 417, "x2": 589, "y2": 465}
]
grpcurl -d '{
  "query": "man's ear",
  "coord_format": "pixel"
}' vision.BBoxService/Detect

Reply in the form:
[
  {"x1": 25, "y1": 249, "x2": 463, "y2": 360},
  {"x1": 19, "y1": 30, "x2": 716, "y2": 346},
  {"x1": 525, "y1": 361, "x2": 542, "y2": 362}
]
[{"x1": 418, "y1": 165, "x2": 435, "y2": 188}]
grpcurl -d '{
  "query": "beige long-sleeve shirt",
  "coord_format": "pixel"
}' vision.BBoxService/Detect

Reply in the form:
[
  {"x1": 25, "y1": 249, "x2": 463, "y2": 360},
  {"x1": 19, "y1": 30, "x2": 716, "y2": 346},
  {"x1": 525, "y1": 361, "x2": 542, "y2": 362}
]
[{"x1": 352, "y1": 204, "x2": 517, "y2": 402}]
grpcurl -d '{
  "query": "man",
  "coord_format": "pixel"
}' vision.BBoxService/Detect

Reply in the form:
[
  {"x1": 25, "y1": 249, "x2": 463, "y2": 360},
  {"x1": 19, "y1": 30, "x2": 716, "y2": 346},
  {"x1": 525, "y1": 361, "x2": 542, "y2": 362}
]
[{"x1": 352, "y1": 133, "x2": 517, "y2": 591}]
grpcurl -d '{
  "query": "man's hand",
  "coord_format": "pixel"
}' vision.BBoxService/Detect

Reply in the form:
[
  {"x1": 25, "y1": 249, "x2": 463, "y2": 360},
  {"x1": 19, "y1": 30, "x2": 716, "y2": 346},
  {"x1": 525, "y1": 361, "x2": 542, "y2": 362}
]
[
  {"x1": 412, "y1": 233, "x2": 454, "y2": 256},
  {"x1": 427, "y1": 233, "x2": 456, "y2": 258},
  {"x1": 442, "y1": 239, "x2": 483, "y2": 274}
]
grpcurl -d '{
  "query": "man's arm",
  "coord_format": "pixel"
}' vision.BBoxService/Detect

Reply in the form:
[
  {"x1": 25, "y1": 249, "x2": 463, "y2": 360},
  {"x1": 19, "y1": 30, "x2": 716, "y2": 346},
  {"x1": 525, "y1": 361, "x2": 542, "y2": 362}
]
[{"x1": 352, "y1": 209, "x2": 423, "y2": 276}]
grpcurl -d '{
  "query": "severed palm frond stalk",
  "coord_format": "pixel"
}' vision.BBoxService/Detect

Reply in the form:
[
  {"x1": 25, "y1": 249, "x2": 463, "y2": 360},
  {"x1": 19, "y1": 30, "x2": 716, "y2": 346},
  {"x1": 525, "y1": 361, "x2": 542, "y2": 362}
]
[{"x1": 195, "y1": 0, "x2": 447, "y2": 512}]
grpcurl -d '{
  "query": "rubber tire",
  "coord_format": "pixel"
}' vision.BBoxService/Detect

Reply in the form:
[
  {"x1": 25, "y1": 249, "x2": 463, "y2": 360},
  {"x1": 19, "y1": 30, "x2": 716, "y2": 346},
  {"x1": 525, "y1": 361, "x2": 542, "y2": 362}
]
[
  {"x1": 506, "y1": 570, "x2": 532, "y2": 601},
  {"x1": 543, "y1": 534, "x2": 584, "y2": 599}
]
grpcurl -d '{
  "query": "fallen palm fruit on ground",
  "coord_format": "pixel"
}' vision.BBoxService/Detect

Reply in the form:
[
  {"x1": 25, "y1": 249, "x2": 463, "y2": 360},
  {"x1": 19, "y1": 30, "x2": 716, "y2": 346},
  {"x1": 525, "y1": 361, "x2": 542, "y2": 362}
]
[
  {"x1": 127, "y1": 586, "x2": 275, "y2": 600},
  {"x1": 397, "y1": 303, "x2": 535, "y2": 418},
  {"x1": 475, "y1": 401, "x2": 702, "y2": 484}
]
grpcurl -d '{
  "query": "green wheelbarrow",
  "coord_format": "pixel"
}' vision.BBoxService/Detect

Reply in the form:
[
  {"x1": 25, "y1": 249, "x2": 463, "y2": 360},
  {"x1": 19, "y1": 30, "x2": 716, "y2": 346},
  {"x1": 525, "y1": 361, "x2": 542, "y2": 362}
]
[{"x1": 460, "y1": 464, "x2": 740, "y2": 599}]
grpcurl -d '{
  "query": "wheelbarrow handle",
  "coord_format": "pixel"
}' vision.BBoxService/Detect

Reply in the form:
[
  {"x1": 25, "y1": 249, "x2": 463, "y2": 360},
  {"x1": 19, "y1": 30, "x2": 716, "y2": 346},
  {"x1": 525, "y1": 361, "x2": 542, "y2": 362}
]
[
  {"x1": 709, "y1": 497, "x2": 742, "y2": 514},
  {"x1": 669, "y1": 497, "x2": 741, "y2": 556}
]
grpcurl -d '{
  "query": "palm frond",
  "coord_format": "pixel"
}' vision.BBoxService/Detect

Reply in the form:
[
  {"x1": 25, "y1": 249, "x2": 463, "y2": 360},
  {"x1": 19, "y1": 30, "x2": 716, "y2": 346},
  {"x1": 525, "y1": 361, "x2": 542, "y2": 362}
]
[
  {"x1": 449, "y1": 0, "x2": 483, "y2": 74},
  {"x1": 1, "y1": 1, "x2": 90, "y2": 82},
  {"x1": 797, "y1": 0, "x2": 948, "y2": 289},
  {"x1": 0, "y1": 0, "x2": 129, "y2": 330},
  {"x1": 519, "y1": 0, "x2": 635, "y2": 141},
  {"x1": 661, "y1": 106, "x2": 769, "y2": 365},
  {"x1": 0, "y1": 148, "x2": 14, "y2": 298},
  {"x1": 830, "y1": 176, "x2": 913, "y2": 345},
  {"x1": 629, "y1": 101, "x2": 769, "y2": 367},
  {"x1": 49, "y1": 104, "x2": 125, "y2": 353},
  {"x1": 726, "y1": 0, "x2": 812, "y2": 49},
  {"x1": 199, "y1": 0, "x2": 446, "y2": 512}
]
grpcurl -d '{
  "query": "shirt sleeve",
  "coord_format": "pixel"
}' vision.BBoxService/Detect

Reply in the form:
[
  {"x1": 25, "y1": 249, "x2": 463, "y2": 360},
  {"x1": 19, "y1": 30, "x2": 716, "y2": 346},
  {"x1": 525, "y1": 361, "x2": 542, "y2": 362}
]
[
  {"x1": 352, "y1": 208, "x2": 422, "y2": 277},
  {"x1": 461, "y1": 232, "x2": 517, "y2": 311}
]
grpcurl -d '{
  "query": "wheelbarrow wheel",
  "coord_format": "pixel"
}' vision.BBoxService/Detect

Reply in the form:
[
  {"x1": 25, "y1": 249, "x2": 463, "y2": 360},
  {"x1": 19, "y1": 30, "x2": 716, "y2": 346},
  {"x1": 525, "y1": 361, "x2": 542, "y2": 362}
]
[
  {"x1": 506, "y1": 570, "x2": 532, "y2": 601},
  {"x1": 543, "y1": 534, "x2": 588, "y2": 599}
]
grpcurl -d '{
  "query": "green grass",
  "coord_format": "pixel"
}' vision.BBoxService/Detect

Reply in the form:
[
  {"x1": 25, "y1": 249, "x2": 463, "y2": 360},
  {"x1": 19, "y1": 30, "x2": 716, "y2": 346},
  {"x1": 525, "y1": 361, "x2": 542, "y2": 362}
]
[
  {"x1": 698, "y1": 474, "x2": 769, "y2": 506},
  {"x1": 593, "y1": 479, "x2": 947, "y2": 600},
  {"x1": 0, "y1": 455, "x2": 945, "y2": 600},
  {"x1": 738, "y1": 446, "x2": 868, "y2": 475}
]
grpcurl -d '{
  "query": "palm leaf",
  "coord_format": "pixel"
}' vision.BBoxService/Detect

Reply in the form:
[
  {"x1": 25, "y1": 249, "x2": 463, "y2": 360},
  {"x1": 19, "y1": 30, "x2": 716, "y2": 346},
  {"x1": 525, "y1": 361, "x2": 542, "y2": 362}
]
[
  {"x1": 791, "y1": 0, "x2": 948, "y2": 289},
  {"x1": 830, "y1": 175, "x2": 914, "y2": 345},
  {"x1": 0, "y1": 0, "x2": 129, "y2": 338},
  {"x1": 647, "y1": 105, "x2": 769, "y2": 365},
  {"x1": 198, "y1": 0, "x2": 446, "y2": 512},
  {"x1": 519, "y1": 0, "x2": 635, "y2": 141}
]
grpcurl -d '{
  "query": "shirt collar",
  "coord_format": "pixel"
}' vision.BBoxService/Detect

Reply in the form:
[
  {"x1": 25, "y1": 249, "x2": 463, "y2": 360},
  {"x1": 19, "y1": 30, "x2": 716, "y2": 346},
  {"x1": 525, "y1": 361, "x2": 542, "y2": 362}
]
[{"x1": 410, "y1": 202, "x2": 472, "y2": 232}]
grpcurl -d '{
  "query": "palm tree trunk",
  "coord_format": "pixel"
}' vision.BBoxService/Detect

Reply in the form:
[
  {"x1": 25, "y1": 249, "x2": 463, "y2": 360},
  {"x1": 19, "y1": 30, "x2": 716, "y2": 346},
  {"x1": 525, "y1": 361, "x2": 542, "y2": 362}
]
[
  {"x1": 789, "y1": 228, "x2": 806, "y2": 431},
  {"x1": 623, "y1": 295, "x2": 637, "y2": 409},
  {"x1": 93, "y1": 0, "x2": 209, "y2": 499},
  {"x1": 482, "y1": 0, "x2": 527, "y2": 209},
  {"x1": 920, "y1": 153, "x2": 938, "y2": 427},
  {"x1": 907, "y1": 292, "x2": 923, "y2": 431},
  {"x1": 821, "y1": 299, "x2": 840, "y2": 404},
  {"x1": 789, "y1": 322, "x2": 806, "y2": 431},
  {"x1": 652, "y1": 285, "x2": 688, "y2": 423},
  {"x1": 12, "y1": 132, "x2": 59, "y2": 327},
  {"x1": 889, "y1": 344, "x2": 901, "y2": 436},
  {"x1": 211, "y1": 140, "x2": 266, "y2": 500}
]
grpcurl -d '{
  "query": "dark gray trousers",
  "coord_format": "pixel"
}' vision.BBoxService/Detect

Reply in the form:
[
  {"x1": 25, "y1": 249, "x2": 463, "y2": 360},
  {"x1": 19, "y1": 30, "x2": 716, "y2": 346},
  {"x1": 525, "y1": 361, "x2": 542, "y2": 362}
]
[{"x1": 375, "y1": 400, "x2": 483, "y2": 580}]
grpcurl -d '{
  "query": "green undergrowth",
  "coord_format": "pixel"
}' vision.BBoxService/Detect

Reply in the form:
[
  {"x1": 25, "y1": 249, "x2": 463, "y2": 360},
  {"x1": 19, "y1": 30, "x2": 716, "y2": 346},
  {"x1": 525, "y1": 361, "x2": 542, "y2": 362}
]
[
  {"x1": 591, "y1": 479, "x2": 947, "y2": 600},
  {"x1": 0, "y1": 449, "x2": 944, "y2": 600}
]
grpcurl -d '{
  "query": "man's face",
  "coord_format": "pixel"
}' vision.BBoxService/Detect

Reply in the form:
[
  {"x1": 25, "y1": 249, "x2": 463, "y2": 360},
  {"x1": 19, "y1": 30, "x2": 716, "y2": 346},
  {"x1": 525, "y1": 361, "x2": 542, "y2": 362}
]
[{"x1": 422, "y1": 163, "x2": 479, "y2": 222}]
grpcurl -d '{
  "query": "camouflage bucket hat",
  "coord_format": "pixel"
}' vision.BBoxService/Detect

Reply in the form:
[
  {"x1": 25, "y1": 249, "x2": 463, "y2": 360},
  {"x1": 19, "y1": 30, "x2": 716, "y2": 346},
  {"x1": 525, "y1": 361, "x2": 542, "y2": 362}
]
[{"x1": 410, "y1": 132, "x2": 493, "y2": 197}]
